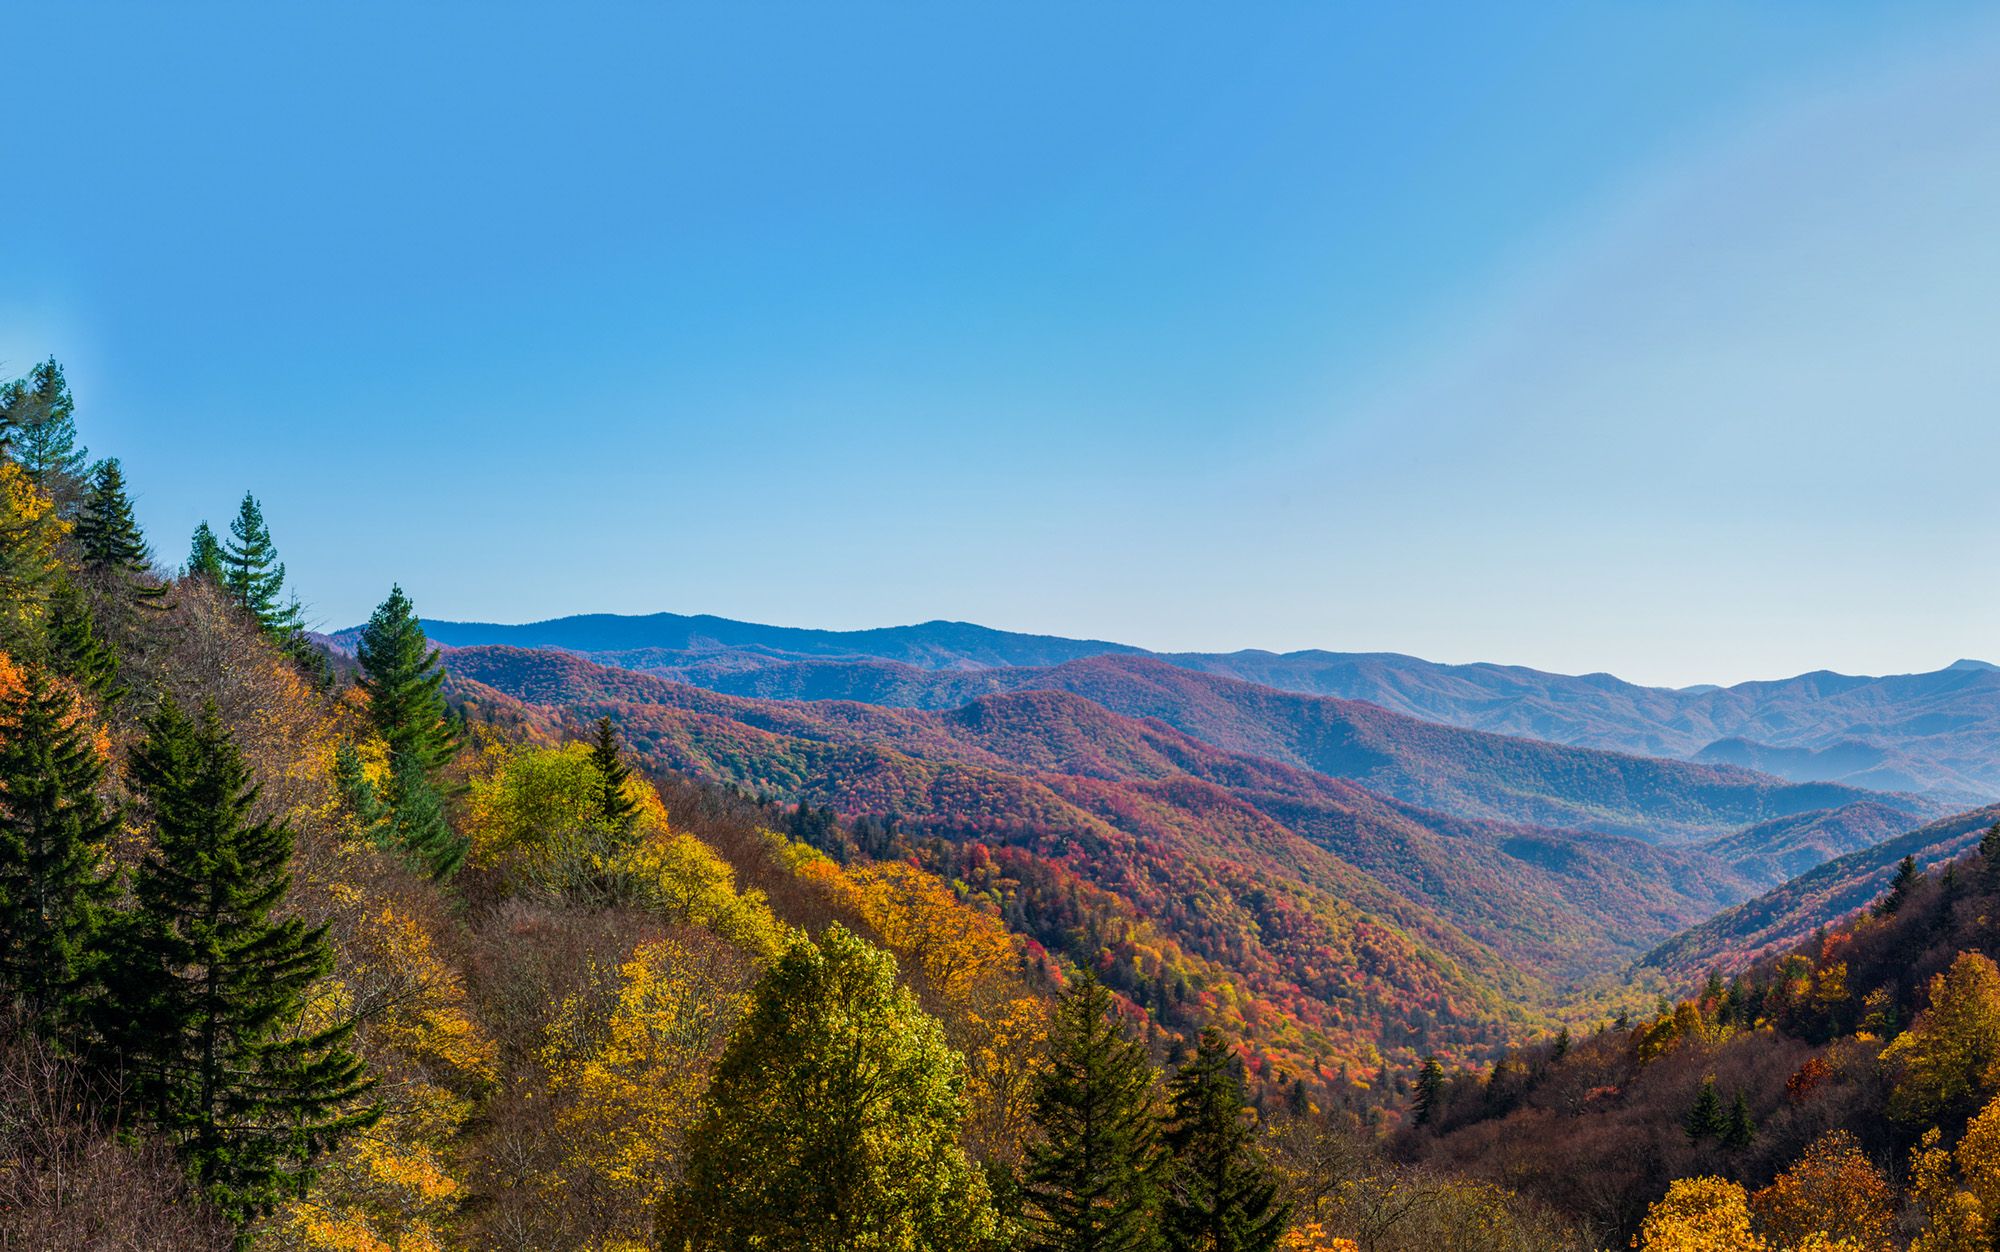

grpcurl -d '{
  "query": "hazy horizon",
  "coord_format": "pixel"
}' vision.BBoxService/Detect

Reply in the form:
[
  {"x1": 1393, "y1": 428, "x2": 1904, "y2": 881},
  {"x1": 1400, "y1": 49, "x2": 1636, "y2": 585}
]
[{"x1": 10, "y1": 3, "x2": 2000, "y2": 687}]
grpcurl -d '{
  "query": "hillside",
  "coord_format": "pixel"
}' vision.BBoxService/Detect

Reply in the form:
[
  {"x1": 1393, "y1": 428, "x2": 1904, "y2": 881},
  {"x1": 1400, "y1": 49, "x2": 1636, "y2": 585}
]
[
  {"x1": 1641, "y1": 802, "x2": 2000, "y2": 982},
  {"x1": 440, "y1": 644, "x2": 1796, "y2": 995},
  {"x1": 363, "y1": 610, "x2": 2000, "y2": 796}
]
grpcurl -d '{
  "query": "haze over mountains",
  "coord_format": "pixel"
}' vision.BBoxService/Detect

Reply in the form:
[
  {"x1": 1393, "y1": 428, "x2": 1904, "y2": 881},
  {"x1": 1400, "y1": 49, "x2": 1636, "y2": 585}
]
[{"x1": 352, "y1": 611, "x2": 2000, "y2": 799}]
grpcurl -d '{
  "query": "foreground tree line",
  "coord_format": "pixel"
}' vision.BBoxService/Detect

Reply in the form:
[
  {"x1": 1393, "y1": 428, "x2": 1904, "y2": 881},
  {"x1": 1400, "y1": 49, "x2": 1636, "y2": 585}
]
[{"x1": 0, "y1": 357, "x2": 1585, "y2": 1250}]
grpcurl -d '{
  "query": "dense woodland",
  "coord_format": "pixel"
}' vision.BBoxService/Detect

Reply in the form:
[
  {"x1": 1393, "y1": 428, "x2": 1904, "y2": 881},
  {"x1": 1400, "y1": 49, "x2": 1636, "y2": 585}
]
[{"x1": 5, "y1": 354, "x2": 2000, "y2": 1252}]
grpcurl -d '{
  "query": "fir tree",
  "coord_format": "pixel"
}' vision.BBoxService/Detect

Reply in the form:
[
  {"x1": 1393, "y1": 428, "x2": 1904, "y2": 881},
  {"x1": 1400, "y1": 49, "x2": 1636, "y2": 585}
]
[
  {"x1": 658, "y1": 925, "x2": 999, "y2": 1250},
  {"x1": 1550, "y1": 1025, "x2": 1572, "y2": 1063},
  {"x1": 45, "y1": 575, "x2": 123, "y2": 704},
  {"x1": 187, "y1": 520, "x2": 225, "y2": 581},
  {"x1": 356, "y1": 585, "x2": 454, "y2": 775},
  {"x1": 331, "y1": 743, "x2": 388, "y2": 837},
  {"x1": 104, "y1": 699, "x2": 376, "y2": 1232},
  {"x1": 0, "y1": 663, "x2": 118, "y2": 1035},
  {"x1": 1023, "y1": 974, "x2": 1164, "y2": 1252},
  {"x1": 1160, "y1": 1029, "x2": 1287, "y2": 1252},
  {"x1": 384, "y1": 754, "x2": 464, "y2": 881},
  {"x1": 1721, "y1": 1093, "x2": 1755, "y2": 1150},
  {"x1": 221, "y1": 493, "x2": 301, "y2": 636},
  {"x1": 75, "y1": 457, "x2": 151, "y2": 575},
  {"x1": 1878, "y1": 855, "x2": 1919, "y2": 916},
  {"x1": 0, "y1": 358, "x2": 89, "y2": 484},
  {"x1": 1684, "y1": 1078, "x2": 1725, "y2": 1142},
  {"x1": 1412, "y1": 1055, "x2": 1444, "y2": 1127},
  {"x1": 589, "y1": 714, "x2": 638, "y2": 833}
]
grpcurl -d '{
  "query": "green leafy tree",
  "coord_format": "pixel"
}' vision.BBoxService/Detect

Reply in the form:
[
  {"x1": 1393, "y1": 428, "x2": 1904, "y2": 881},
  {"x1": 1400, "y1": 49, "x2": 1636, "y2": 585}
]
[
  {"x1": 356, "y1": 585, "x2": 454, "y2": 775},
  {"x1": 1023, "y1": 974, "x2": 1164, "y2": 1252},
  {"x1": 1685, "y1": 1078, "x2": 1725, "y2": 1143},
  {"x1": 0, "y1": 663, "x2": 118, "y2": 1035},
  {"x1": 589, "y1": 714, "x2": 639, "y2": 833},
  {"x1": 221, "y1": 493, "x2": 302, "y2": 636},
  {"x1": 0, "y1": 358, "x2": 89, "y2": 483},
  {"x1": 75, "y1": 457, "x2": 151, "y2": 575},
  {"x1": 658, "y1": 924, "x2": 999, "y2": 1251},
  {"x1": 1160, "y1": 1029, "x2": 1287, "y2": 1252},
  {"x1": 103, "y1": 699, "x2": 376, "y2": 1232},
  {"x1": 187, "y1": 520, "x2": 225, "y2": 581}
]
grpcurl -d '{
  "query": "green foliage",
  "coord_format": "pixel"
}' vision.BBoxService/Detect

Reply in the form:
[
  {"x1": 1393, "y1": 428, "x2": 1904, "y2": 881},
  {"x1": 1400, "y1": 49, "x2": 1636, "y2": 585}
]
[
  {"x1": 103, "y1": 699, "x2": 377, "y2": 1231},
  {"x1": 1884, "y1": 952, "x2": 2000, "y2": 1125},
  {"x1": 187, "y1": 520, "x2": 225, "y2": 581},
  {"x1": 1413, "y1": 1055, "x2": 1444, "y2": 1127},
  {"x1": 590, "y1": 714, "x2": 639, "y2": 832},
  {"x1": 45, "y1": 575, "x2": 122, "y2": 703},
  {"x1": 1024, "y1": 975, "x2": 1164, "y2": 1252},
  {"x1": 76, "y1": 457, "x2": 151, "y2": 575},
  {"x1": 658, "y1": 924, "x2": 999, "y2": 1251},
  {"x1": 221, "y1": 493, "x2": 302, "y2": 637},
  {"x1": 1721, "y1": 1093, "x2": 1754, "y2": 1151},
  {"x1": 1684, "y1": 1078, "x2": 1724, "y2": 1142},
  {"x1": 385, "y1": 753, "x2": 463, "y2": 881},
  {"x1": 0, "y1": 358, "x2": 88, "y2": 483},
  {"x1": 357, "y1": 585, "x2": 454, "y2": 776},
  {"x1": 0, "y1": 662, "x2": 118, "y2": 1034},
  {"x1": 1160, "y1": 1029, "x2": 1286, "y2": 1252}
]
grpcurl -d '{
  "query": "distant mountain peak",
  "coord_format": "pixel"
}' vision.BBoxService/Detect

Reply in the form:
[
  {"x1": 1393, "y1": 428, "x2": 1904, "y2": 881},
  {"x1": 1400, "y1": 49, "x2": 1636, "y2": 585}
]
[{"x1": 1947, "y1": 658, "x2": 1999, "y2": 672}]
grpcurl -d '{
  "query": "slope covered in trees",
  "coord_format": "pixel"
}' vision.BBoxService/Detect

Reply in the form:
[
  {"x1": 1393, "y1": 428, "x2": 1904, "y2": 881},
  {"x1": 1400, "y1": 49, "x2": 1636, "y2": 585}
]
[{"x1": 360, "y1": 610, "x2": 2000, "y2": 796}]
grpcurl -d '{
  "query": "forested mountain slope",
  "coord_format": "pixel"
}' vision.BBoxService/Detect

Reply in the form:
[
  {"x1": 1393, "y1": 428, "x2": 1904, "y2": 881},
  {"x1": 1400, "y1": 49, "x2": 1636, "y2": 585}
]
[
  {"x1": 353, "y1": 611, "x2": 2000, "y2": 795},
  {"x1": 441, "y1": 644, "x2": 1787, "y2": 994}
]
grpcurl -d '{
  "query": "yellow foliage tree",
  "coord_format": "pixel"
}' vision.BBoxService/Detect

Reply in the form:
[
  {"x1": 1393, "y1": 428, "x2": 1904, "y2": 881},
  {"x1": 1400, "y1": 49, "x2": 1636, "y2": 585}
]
[
  {"x1": 1637, "y1": 1177, "x2": 1764, "y2": 1252},
  {"x1": 1750, "y1": 1130, "x2": 1896, "y2": 1252},
  {"x1": 1884, "y1": 953, "x2": 2000, "y2": 1124}
]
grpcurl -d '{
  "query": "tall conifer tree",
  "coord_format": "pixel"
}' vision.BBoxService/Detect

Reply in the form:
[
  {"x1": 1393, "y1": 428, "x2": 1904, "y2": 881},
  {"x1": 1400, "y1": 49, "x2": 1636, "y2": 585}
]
[
  {"x1": 1159, "y1": 1030, "x2": 1287, "y2": 1252},
  {"x1": 589, "y1": 715, "x2": 638, "y2": 833},
  {"x1": 356, "y1": 585, "x2": 454, "y2": 775},
  {"x1": 187, "y1": 520, "x2": 225, "y2": 581},
  {"x1": 75, "y1": 457, "x2": 151, "y2": 574},
  {"x1": 45, "y1": 575, "x2": 122, "y2": 703},
  {"x1": 0, "y1": 358, "x2": 89, "y2": 484},
  {"x1": 221, "y1": 493, "x2": 301, "y2": 636},
  {"x1": 1023, "y1": 975, "x2": 1165, "y2": 1252},
  {"x1": 104, "y1": 699, "x2": 375, "y2": 1232},
  {"x1": 0, "y1": 663, "x2": 118, "y2": 1035}
]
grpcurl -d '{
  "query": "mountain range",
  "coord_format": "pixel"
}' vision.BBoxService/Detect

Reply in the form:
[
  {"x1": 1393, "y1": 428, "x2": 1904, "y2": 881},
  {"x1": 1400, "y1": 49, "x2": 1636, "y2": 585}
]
[{"x1": 333, "y1": 612, "x2": 2000, "y2": 798}]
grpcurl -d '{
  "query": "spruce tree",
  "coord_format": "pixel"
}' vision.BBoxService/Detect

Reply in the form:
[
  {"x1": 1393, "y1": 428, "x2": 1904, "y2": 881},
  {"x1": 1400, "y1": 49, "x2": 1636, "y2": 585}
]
[
  {"x1": 1023, "y1": 974, "x2": 1164, "y2": 1252},
  {"x1": 1412, "y1": 1055, "x2": 1444, "y2": 1126},
  {"x1": 1684, "y1": 1078, "x2": 1724, "y2": 1142},
  {"x1": 1721, "y1": 1093, "x2": 1755, "y2": 1150},
  {"x1": 1160, "y1": 1029, "x2": 1288, "y2": 1252},
  {"x1": 0, "y1": 663, "x2": 118, "y2": 1035},
  {"x1": 44, "y1": 576, "x2": 123, "y2": 704},
  {"x1": 104, "y1": 699, "x2": 376, "y2": 1230},
  {"x1": 589, "y1": 715, "x2": 639, "y2": 833},
  {"x1": 75, "y1": 457, "x2": 151, "y2": 575},
  {"x1": 0, "y1": 358, "x2": 89, "y2": 484},
  {"x1": 221, "y1": 493, "x2": 301, "y2": 636},
  {"x1": 356, "y1": 585, "x2": 454, "y2": 775},
  {"x1": 385, "y1": 754, "x2": 464, "y2": 881},
  {"x1": 658, "y1": 924, "x2": 999, "y2": 1250},
  {"x1": 187, "y1": 520, "x2": 225, "y2": 581},
  {"x1": 1878, "y1": 855, "x2": 1919, "y2": 916}
]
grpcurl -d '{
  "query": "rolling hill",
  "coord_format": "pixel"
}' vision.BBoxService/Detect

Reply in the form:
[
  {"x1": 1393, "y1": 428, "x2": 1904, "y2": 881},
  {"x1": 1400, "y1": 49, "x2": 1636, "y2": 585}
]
[{"x1": 330, "y1": 611, "x2": 2000, "y2": 796}]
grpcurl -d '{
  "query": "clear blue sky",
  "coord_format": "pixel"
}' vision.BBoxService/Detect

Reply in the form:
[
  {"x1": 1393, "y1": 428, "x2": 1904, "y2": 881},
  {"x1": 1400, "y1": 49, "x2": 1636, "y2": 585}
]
[{"x1": 5, "y1": 3, "x2": 1998, "y2": 686}]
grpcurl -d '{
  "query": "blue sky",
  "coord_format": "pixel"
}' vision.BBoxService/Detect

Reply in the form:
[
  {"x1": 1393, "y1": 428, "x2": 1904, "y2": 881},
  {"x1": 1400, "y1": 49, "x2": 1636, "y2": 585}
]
[{"x1": 5, "y1": 3, "x2": 1998, "y2": 686}]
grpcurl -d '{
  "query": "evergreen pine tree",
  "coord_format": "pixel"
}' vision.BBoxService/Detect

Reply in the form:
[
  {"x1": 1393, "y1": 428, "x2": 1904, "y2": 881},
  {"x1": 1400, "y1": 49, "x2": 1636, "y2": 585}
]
[
  {"x1": 75, "y1": 457, "x2": 152, "y2": 575},
  {"x1": 0, "y1": 358, "x2": 89, "y2": 484},
  {"x1": 331, "y1": 743, "x2": 388, "y2": 837},
  {"x1": 1412, "y1": 1055, "x2": 1444, "y2": 1126},
  {"x1": 1684, "y1": 1078, "x2": 1725, "y2": 1142},
  {"x1": 589, "y1": 714, "x2": 639, "y2": 833},
  {"x1": 1159, "y1": 1029, "x2": 1287, "y2": 1252},
  {"x1": 0, "y1": 663, "x2": 118, "y2": 1035},
  {"x1": 187, "y1": 520, "x2": 225, "y2": 581},
  {"x1": 221, "y1": 493, "x2": 301, "y2": 636},
  {"x1": 356, "y1": 585, "x2": 454, "y2": 775},
  {"x1": 44, "y1": 575, "x2": 123, "y2": 703},
  {"x1": 1023, "y1": 974, "x2": 1164, "y2": 1252},
  {"x1": 658, "y1": 924, "x2": 999, "y2": 1250},
  {"x1": 384, "y1": 754, "x2": 464, "y2": 881},
  {"x1": 103, "y1": 699, "x2": 376, "y2": 1231},
  {"x1": 1878, "y1": 854, "x2": 1919, "y2": 916},
  {"x1": 1721, "y1": 1093, "x2": 1755, "y2": 1150}
]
